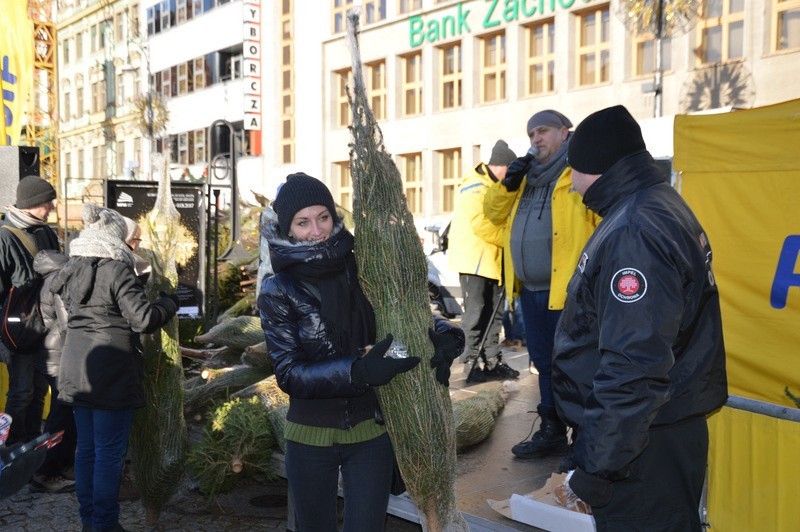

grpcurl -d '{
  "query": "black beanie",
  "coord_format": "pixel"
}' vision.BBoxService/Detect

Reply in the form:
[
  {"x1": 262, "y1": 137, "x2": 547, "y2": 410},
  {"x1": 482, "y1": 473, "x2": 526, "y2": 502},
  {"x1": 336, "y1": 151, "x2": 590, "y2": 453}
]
[
  {"x1": 568, "y1": 105, "x2": 647, "y2": 175},
  {"x1": 15, "y1": 175, "x2": 57, "y2": 209},
  {"x1": 487, "y1": 140, "x2": 517, "y2": 167},
  {"x1": 273, "y1": 172, "x2": 338, "y2": 237}
]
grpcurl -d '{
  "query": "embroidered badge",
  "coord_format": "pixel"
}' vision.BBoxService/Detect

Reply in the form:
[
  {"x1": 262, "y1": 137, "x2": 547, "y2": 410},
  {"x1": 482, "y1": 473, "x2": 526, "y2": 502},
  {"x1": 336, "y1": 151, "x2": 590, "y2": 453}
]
[
  {"x1": 578, "y1": 253, "x2": 588, "y2": 274},
  {"x1": 610, "y1": 268, "x2": 647, "y2": 303}
]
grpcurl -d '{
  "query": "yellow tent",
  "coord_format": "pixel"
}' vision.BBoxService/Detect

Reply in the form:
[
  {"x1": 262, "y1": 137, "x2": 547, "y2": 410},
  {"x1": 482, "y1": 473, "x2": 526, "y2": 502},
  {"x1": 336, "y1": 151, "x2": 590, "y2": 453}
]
[{"x1": 674, "y1": 98, "x2": 800, "y2": 531}]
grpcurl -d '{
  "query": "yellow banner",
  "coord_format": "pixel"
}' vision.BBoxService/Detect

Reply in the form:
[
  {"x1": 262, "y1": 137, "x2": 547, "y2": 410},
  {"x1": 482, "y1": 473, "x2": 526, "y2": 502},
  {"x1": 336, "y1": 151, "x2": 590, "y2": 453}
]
[
  {"x1": 0, "y1": 0, "x2": 34, "y2": 146},
  {"x1": 674, "y1": 99, "x2": 800, "y2": 408},
  {"x1": 707, "y1": 407, "x2": 800, "y2": 531}
]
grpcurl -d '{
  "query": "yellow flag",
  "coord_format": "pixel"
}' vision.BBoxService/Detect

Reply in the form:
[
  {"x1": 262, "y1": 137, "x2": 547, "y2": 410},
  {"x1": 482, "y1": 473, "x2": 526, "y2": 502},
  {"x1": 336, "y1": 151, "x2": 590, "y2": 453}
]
[{"x1": 0, "y1": 0, "x2": 34, "y2": 146}]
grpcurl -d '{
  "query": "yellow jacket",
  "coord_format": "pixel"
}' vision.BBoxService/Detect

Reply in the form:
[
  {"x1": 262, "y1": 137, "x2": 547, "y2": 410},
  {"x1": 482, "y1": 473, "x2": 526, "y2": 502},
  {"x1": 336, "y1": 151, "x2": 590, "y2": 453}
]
[
  {"x1": 447, "y1": 163, "x2": 505, "y2": 282},
  {"x1": 483, "y1": 167, "x2": 600, "y2": 310}
]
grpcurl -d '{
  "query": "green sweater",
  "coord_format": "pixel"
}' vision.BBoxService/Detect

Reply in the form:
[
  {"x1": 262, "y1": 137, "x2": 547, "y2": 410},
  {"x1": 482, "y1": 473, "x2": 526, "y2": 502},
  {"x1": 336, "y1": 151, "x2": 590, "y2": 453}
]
[{"x1": 284, "y1": 419, "x2": 387, "y2": 446}]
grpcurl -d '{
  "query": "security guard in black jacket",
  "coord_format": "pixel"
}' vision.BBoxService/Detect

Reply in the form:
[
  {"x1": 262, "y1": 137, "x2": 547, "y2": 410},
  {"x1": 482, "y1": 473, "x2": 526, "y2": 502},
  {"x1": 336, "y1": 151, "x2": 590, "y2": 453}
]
[{"x1": 552, "y1": 105, "x2": 728, "y2": 531}]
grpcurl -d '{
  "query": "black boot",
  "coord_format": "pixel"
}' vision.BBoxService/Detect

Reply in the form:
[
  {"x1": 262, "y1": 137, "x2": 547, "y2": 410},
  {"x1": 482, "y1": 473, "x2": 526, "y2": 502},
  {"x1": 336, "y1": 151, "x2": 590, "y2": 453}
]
[{"x1": 511, "y1": 408, "x2": 568, "y2": 459}]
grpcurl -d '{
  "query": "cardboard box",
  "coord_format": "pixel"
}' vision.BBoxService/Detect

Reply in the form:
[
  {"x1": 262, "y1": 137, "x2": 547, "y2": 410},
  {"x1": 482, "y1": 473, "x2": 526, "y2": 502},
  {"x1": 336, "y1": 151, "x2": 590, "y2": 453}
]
[{"x1": 488, "y1": 473, "x2": 596, "y2": 532}]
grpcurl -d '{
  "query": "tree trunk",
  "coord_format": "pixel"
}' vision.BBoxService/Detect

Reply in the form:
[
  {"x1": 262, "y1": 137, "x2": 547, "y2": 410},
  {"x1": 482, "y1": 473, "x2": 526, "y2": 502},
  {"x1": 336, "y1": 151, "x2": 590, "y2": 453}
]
[{"x1": 346, "y1": 12, "x2": 467, "y2": 531}]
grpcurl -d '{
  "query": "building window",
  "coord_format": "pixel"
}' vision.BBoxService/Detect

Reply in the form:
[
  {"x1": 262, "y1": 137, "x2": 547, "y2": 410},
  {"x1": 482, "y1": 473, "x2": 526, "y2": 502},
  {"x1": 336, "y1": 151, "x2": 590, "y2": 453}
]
[
  {"x1": 194, "y1": 57, "x2": 205, "y2": 90},
  {"x1": 438, "y1": 42, "x2": 462, "y2": 110},
  {"x1": 526, "y1": 19, "x2": 555, "y2": 95},
  {"x1": 177, "y1": 0, "x2": 188, "y2": 24},
  {"x1": 332, "y1": 0, "x2": 354, "y2": 33},
  {"x1": 366, "y1": 60, "x2": 386, "y2": 120},
  {"x1": 194, "y1": 129, "x2": 206, "y2": 164},
  {"x1": 400, "y1": 152, "x2": 423, "y2": 214},
  {"x1": 134, "y1": 138, "x2": 142, "y2": 172},
  {"x1": 91, "y1": 80, "x2": 105, "y2": 113},
  {"x1": 400, "y1": 52, "x2": 422, "y2": 116},
  {"x1": 131, "y1": 3, "x2": 140, "y2": 38},
  {"x1": 76, "y1": 83, "x2": 84, "y2": 116},
  {"x1": 438, "y1": 148, "x2": 460, "y2": 213},
  {"x1": 398, "y1": 0, "x2": 421, "y2": 14},
  {"x1": 363, "y1": 0, "x2": 386, "y2": 23},
  {"x1": 178, "y1": 63, "x2": 188, "y2": 95},
  {"x1": 335, "y1": 68, "x2": 352, "y2": 128},
  {"x1": 335, "y1": 161, "x2": 352, "y2": 211},
  {"x1": 117, "y1": 140, "x2": 125, "y2": 176},
  {"x1": 93, "y1": 145, "x2": 105, "y2": 179},
  {"x1": 78, "y1": 149, "x2": 84, "y2": 179},
  {"x1": 91, "y1": 25, "x2": 97, "y2": 52},
  {"x1": 64, "y1": 151, "x2": 71, "y2": 180},
  {"x1": 576, "y1": 5, "x2": 611, "y2": 86},
  {"x1": 76, "y1": 32, "x2": 83, "y2": 60},
  {"x1": 698, "y1": 0, "x2": 744, "y2": 64},
  {"x1": 63, "y1": 38, "x2": 71, "y2": 64},
  {"x1": 178, "y1": 132, "x2": 189, "y2": 165},
  {"x1": 634, "y1": 35, "x2": 672, "y2": 77},
  {"x1": 775, "y1": 0, "x2": 800, "y2": 51},
  {"x1": 63, "y1": 89, "x2": 71, "y2": 120},
  {"x1": 115, "y1": 10, "x2": 125, "y2": 43},
  {"x1": 479, "y1": 32, "x2": 506, "y2": 103}
]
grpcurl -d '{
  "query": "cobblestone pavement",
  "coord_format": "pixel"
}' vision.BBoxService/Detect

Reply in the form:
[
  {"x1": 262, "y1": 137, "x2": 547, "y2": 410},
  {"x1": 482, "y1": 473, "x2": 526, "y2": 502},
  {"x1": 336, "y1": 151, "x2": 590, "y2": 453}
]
[{"x1": 1, "y1": 345, "x2": 543, "y2": 531}]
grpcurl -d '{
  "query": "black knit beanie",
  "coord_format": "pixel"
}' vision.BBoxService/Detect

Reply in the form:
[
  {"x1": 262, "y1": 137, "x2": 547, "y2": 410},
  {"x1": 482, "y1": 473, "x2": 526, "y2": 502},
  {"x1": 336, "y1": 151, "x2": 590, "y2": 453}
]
[
  {"x1": 15, "y1": 175, "x2": 57, "y2": 209},
  {"x1": 487, "y1": 140, "x2": 517, "y2": 167},
  {"x1": 273, "y1": 172, "x2": 338, "y2": 237},
  {"x1": 568, "y1": 105, "x2": 647, "y2": 175}
]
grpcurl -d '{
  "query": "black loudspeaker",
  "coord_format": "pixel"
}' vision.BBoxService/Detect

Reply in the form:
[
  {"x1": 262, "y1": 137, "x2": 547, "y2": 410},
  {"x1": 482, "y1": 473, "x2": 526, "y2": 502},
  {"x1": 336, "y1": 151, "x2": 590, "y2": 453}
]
[
  {"x1": 209, "y1": 123, "x2": 230, "y2": 158},
  {"x1": 0, "y1": 146, "x2": 41, "y2": 213}
]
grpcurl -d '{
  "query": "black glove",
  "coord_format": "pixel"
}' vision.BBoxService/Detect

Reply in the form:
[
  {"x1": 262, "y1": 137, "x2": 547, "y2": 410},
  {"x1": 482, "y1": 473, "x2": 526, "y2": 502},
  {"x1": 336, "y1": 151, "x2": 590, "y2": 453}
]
[
  {"x1": 351, "y1": 334, "x2": 421, "y2": 387},
  {"x1": 568, "y1": 468, "x2": 613, "y2": 509},
  {"x1": 157, "y1": 291, "x2": 180, "y2": 315},
  {"x1": 428, "y1": 327, "x2": 464, "y2": 386},
  {"x1": 502, "y1": 151, "x2": 536, "y2": 192},
  {"x1": 159, "y1": 291, "x2": 180, "y2": 309}
]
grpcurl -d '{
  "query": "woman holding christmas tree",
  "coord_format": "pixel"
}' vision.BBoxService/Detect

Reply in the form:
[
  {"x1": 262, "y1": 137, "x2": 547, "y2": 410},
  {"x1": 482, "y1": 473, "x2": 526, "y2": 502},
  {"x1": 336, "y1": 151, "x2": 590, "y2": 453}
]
[{"x1": 258, "y1": 173, "x2": 463, "y2": 531}]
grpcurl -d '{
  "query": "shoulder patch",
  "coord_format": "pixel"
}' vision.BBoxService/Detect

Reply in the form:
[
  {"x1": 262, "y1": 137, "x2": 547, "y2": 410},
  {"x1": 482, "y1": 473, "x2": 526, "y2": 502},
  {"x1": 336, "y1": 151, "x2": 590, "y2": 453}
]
[{"x1": 610, "y1": 268, "x2": 647, "y2": 303}]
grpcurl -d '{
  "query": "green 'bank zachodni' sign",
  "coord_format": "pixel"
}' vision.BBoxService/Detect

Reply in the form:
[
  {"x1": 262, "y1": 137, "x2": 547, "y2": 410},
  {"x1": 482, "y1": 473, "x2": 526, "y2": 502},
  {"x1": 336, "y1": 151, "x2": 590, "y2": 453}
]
[{"x1": 409, "y1": 0, "x2": 599, "y2": 48}]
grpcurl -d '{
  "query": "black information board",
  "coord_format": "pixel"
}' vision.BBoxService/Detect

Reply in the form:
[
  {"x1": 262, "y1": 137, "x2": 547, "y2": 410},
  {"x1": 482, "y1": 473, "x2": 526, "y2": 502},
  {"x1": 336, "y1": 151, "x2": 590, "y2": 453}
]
[{"x1": 106, "y1": 180, "x2": 205, "y2": 316}]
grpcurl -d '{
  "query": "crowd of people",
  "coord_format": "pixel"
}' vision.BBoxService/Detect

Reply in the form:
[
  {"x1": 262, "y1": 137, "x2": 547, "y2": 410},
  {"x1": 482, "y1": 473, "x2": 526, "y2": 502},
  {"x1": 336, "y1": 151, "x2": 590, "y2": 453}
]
[{"x1": 0, "y1": 103, "x2": 728, "y2": 532}]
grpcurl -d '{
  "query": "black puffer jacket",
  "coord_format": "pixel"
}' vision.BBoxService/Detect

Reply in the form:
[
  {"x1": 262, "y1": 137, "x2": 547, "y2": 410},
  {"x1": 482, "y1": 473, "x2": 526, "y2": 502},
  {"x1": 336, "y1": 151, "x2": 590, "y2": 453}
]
[
  {"x1": 33, "y1": 250, "x2": 69, "y2": 378},
  {"x1": 258, "y1": 222, "x2": 381, "y2": 429},
  {"x1": 553, "y1": 152, "x2": 728, "y2": 481},
  {"x1": 258, "y1": 221, "x2": 461, "y2": 430},
  {"x1": 51, "y1": 257, "x2": 178, "y2": 409}
]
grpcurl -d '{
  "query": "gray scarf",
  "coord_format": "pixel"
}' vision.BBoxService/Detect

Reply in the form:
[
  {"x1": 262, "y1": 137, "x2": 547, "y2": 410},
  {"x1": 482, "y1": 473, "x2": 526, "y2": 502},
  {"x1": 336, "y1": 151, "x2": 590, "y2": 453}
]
[{"x1": 69, "y1": 228, "x2": 135, "y2": 268}]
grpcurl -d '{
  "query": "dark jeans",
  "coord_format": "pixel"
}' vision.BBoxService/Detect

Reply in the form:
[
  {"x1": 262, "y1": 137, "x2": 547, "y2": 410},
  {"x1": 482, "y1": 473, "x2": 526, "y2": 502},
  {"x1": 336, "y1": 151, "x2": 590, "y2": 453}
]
[
  {"x1": 458, "y1": 274, "x2": 504, "y2": 364},
  {"x1": 37, "y1": 374, "x2": 77, "y2": 477},
  {"x1": 73, "y1": 406, "x2": 134, "y2": 532},
  {"x1": 502, "y1": 296, "x2": 526, "y2": 342},
  {"x1": 520, "y1": 288, "x2": 561, "y2": 411},
  {"x1": 285, "y1": 432, "x2": 394, "y2": 532},
  {"x1": 5, "y1": 351, "x2": 49, "y2": 444},
  {"x1": 591, "y1": 416, "x2": 708, "y2": 531}
]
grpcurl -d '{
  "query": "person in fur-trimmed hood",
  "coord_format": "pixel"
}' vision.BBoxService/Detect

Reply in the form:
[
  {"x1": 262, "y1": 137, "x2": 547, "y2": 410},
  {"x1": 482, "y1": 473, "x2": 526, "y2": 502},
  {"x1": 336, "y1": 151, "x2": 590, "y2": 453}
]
[{"x1": 51, "y1": 203, "x2": 178, "y2": 532}]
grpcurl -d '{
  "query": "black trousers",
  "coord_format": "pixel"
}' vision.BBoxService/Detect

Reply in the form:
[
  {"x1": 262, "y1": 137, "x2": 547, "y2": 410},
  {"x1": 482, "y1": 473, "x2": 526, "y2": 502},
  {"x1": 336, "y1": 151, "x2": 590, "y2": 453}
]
[
  {"x1": 592, "y1": 416, "x2": 708, "y2": 532},
  {"x1": 458, "y1": 274, "x2": 504, "y2": 364}
]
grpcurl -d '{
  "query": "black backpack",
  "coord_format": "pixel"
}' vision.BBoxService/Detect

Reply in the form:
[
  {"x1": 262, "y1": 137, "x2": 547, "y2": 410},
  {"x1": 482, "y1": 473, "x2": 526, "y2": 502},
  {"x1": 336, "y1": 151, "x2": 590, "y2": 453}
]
[{"x1": 0, "y1": 226, "x2": 48, "y2": 354}]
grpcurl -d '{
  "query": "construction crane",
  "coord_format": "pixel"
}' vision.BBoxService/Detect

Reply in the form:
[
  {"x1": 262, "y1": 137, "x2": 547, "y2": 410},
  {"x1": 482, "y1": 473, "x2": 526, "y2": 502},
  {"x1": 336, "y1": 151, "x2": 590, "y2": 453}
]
[{"x1": 24, "y1": 0, "x2": 58, "y2": 190}]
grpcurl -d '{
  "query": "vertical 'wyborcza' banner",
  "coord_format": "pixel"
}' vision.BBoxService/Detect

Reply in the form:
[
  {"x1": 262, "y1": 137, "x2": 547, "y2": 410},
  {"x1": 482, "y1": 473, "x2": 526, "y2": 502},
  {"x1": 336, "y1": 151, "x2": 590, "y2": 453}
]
[{"x1": 0, "y1": 0, "x2": 34, "y2": 146}]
